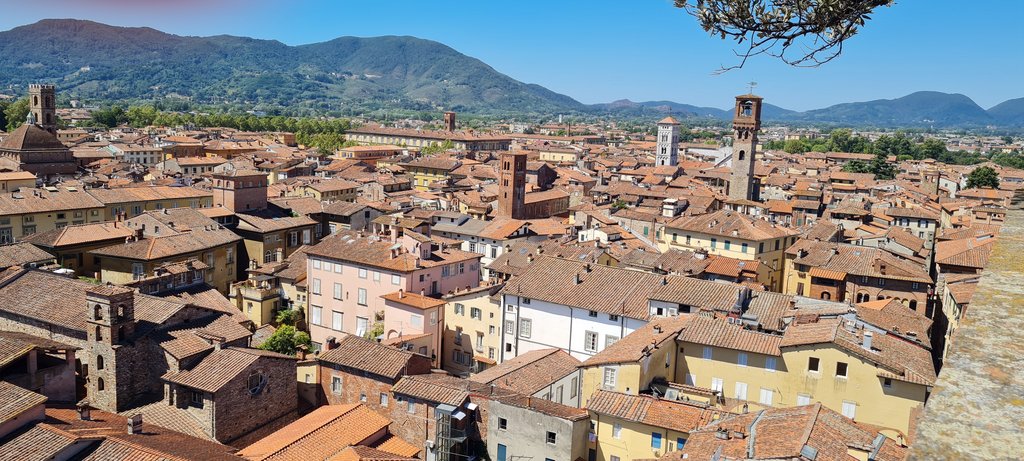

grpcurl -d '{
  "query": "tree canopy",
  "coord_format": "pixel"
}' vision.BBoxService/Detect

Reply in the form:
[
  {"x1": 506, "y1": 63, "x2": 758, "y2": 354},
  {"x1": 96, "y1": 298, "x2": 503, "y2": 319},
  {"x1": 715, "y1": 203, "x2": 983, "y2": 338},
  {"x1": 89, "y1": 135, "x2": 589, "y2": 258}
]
[
  {"x1": 675, "y1": 0, "x2": 892, "y2": 70},
  {"x1": 966, "y1": 166, "x2": 1000, "y2": 189},
  {"x1": 257, "y1": 325, "x2": 311, "y2": 356}
]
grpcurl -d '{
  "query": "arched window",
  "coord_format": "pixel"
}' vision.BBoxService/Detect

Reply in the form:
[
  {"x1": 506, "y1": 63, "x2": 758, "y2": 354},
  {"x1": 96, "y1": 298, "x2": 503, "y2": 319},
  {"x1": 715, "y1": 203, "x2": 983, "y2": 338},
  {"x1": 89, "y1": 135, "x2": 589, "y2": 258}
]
[
  {"x1": 738, "y1": 150, "x2": 746, "y2": 161},
  {"x1": 93, "y1": 304, "x2": 103, "y2": 320},
  {"x1": 117, "y1": 304, "x2": 126, "y2": 319},
  {"x1": 95, "y1": 326, "x2": 103, "y2": 341},
  {"x1": 909, "y1": 300, "x2": 918, "y2": 311},
  {"x1": 33, "y1": 96, "x2": 38, "y2": 106},
  {"x1": 877, "y1": 295, "x2": 885, "y2": 301},
  {"x1": 97, "y1": 378, "x2": 105, "y2": 391},
  {"x1": 820, "y1": 292, "x2": 831, "y2": 300},
  {"x1": 97, "y1": 356, "x2": 104, "y2": 370}
]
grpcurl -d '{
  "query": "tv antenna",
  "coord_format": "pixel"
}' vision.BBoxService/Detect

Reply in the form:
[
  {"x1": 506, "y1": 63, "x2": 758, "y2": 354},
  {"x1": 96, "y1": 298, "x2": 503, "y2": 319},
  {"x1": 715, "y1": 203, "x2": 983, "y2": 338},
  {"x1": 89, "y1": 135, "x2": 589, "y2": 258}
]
[{"x1": 747, "y1": 81, "x2": 758, "y2": 94}]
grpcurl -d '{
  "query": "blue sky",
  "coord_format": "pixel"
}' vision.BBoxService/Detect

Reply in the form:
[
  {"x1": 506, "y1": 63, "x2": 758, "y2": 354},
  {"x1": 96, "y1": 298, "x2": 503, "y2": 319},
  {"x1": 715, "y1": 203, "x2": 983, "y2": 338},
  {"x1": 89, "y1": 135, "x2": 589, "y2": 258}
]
[{"x1": 2, "y1": 0, "x2": 1020, "y2": 111}]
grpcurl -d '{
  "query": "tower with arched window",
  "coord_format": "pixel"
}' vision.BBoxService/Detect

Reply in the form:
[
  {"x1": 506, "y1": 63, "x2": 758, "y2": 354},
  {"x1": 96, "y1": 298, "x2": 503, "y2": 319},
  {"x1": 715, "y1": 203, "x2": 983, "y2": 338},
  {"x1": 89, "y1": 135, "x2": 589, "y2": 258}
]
[
  {"x1": 729, "y1": 94, "x2": 763, "y2": 202},
  {"x1": 655, "y1": 116, "x2": 680, "y2": 167},
  {"x1": 29, "y1": 84, "x2": 57, "y2": 134},
  {"x1": 85, "y1": 285, "x2": 137, "y2": 411}
]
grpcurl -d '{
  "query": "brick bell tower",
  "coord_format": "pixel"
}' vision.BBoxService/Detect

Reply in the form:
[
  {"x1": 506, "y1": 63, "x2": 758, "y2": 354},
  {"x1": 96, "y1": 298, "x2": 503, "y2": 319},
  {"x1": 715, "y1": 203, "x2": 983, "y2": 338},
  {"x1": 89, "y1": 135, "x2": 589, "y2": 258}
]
[
  {"x1": 729, "y1": 94, "x2": 763, "y2": 202},
  {"x1": 498, "y1": 151, "x2": 526, "y2": 219},
  {"x1": 29, "y1": 84, "x2": 57, "y2": 134}
]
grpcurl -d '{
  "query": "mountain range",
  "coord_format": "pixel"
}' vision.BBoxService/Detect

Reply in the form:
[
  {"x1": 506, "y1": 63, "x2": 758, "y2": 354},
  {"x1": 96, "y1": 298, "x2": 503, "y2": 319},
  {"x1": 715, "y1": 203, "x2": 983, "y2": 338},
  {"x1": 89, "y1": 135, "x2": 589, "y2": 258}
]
[{"x1": 1, "y1": 19, "x2": 1021, "y2": 128}]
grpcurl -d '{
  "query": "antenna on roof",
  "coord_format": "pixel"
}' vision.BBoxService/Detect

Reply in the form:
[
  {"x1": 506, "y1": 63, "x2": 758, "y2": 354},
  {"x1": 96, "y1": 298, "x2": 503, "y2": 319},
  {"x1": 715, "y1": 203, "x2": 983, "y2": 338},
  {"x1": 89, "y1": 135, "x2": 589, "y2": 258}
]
[{"x1": 747, "y1": 81, "x2": 758, "y2": 94}]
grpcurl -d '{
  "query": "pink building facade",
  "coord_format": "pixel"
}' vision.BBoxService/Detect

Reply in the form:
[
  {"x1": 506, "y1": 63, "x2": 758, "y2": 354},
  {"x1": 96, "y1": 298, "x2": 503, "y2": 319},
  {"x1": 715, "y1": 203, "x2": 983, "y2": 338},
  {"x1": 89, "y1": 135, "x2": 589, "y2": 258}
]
[{"x1": 304, "y1": 231, "x2": 481, "y2": 351}]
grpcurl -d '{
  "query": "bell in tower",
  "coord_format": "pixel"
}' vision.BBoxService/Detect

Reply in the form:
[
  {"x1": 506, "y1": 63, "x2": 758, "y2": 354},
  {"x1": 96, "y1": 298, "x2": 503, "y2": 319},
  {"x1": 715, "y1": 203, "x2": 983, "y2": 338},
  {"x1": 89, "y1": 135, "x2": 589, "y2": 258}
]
[{"x1": 729, "y1": 93, "x2": 763, "y2": 202}]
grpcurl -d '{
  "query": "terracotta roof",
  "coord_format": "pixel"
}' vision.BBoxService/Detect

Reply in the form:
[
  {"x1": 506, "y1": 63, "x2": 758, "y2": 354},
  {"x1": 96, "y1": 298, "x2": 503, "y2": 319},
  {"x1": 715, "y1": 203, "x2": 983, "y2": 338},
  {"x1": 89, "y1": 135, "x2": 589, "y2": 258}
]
[
  {"x1": 935, "y1": 236, "x2": 996, "y2": 269},
  {"x1": 0, "y1": 242, "x2": 54, "y2": 269},
  {"x1": 0, "y1": 331, "x2": 76, "y2": 367},
  {"x1": 787, "y1": 239, "x2": 931, "y2": 284},
  {"x1": 307, "y1": 231, "x2": 480, "y2": 273},
  {"x1": 469, "y1": 348, "x2": 580, "y2": 395},
  {"x1": 855, "y1": 298, "x2": 932, "y2": 338},
  {"x1": 0, "y1": 188, "x2": 103, "y2": 216},
  {"x1": 163, "y1": 347, "x2": 294, "y2": 393},
  {"x1": 586, "y1": 390, "x2": 718, "y2": 434},
  {"x1": 674, "y1": 403, "x2": 907, "y2": 461},
  {"x1": 0, "y1": 123, "x2": 66, "y2": 151},
  {"x1": 0, "y1": 381, "x2": 46, "y2": 425},
  {"x1": 500, "y1": 256, "x2": 665, "y2": 320},
  {"x1": 381, "y1": 291, "x2": 445, "y2": 310},
  {"x1": 390, "y1": 374, "x2": 476, "y2": 407},
  {"x1": 0, "y1": 268, "x2": 189, "y2": 335},
  {"x1": 666, "y1": 209, "x2": 798, "y2": 241},
  {"x1": 677, "y1": 315, "x2": 784, "y2": 356},
  {"x1": 583, "y1": 315, "x2": 691, "y2": 366},
  {"x1": 657, "y1": 116, "x2": 681, "y2": 125},
  {"x1": 238, "y1": 404, "x2": 393, "y2": 461},
  {"x1": 16, "y1": 407, "x2": 244, "y2": 461},
  {"x1": 781, "y1": 319, "x2": 936, "y2": 386},
  {"x1": 317, "y1": 335, "x2": 421, "y2": 380},
  {"x1": 89, "y1": 228, "x2": 240, "y2": 261},
  {"x1": 21, "y1": 222, "x2": 135, "y2": 248}
]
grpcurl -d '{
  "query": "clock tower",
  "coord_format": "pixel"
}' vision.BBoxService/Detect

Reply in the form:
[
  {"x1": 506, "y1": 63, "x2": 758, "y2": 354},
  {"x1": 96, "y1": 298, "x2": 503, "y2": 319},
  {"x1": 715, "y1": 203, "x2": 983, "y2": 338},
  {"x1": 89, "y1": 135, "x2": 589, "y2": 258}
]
[{"x1": 729, "y1": 94, "x2": 762, "y2": 202}]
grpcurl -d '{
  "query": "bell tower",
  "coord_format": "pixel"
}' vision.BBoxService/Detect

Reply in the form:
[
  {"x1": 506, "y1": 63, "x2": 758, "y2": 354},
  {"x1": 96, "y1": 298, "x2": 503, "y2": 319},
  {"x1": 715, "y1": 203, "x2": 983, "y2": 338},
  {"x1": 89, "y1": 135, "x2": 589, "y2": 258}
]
[
  {"x1": 85, "y1": 285, "x2": 137, "y2": 412},
  {"x1": 655, "y1": 116, "x2": 680, "y2": 167},
  {"x1": 29, "y1": 84, "x2": 57, "y2": 134},
  {"x1": 498, "y1": 151, "x2": 526, "y2": 219},
  {"x1": 729, "y1": 94, "x2": 763, "y2": 202}
]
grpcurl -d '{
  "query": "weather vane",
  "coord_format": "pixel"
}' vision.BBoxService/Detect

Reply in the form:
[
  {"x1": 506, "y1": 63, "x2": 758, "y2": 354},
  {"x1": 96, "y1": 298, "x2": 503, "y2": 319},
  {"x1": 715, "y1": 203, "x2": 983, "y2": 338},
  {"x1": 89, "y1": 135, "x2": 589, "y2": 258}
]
[{"x1": 747, "y1": 81, "x2": 758, "y2": 94}]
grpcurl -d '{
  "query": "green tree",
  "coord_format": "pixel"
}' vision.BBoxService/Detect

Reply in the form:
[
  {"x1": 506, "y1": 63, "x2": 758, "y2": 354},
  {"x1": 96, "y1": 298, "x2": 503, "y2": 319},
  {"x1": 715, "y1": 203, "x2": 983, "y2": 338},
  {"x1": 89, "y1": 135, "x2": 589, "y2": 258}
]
[
  {"x1": 966, "y1": 166, "x2": 1000, "y2": 189},
  {"x1": 126, "y1": 106, "x2": 159, "y2": 128},
  {"x1": 918, "y1": 138, "x2": 947, "y2": 160},
  {"x1": 826, "y1": 128, "x2": 869, "y2": 153},
  {"x1": 91, "y1": 106, "x2": 129, "y2": 128},
  {"x1": 258, "y1": 325, "x2": 311, "y2": 355},
  {"x1": 783, "y1": 138, "x2": 809, "y2": 154},
  {"x1": 4, "y1": 98, "x2": 29, "y2": 132},
  {"x1": 675, "y1": 0, "x2": 892, "y2": 70},
  {"x1": 869, "y1": 150, "x2": 897, "y2": 180},
  {"x1": 841, "y1": 160, "x2": 871, "y2": 174}
]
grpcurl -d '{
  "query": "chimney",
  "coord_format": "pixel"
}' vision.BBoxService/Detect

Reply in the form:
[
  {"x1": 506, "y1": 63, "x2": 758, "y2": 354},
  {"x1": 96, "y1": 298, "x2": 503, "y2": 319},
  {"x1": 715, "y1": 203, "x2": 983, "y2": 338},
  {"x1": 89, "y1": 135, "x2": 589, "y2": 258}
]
[
  {"x1": 77, "y1": 401, "x2": 92, "y2": 421},
  {"x1": 574, "y1": 273, "x2": 582, "y2": 285},
  {"x1": 862, "y1": 330, "x2": 873, "y2": 351},
  {"x1": 127, "y1": 414, "x2": 143, "y2": 435},
  {"x1": 399, "y1": 289, "x2": 405, "y2": 298}
]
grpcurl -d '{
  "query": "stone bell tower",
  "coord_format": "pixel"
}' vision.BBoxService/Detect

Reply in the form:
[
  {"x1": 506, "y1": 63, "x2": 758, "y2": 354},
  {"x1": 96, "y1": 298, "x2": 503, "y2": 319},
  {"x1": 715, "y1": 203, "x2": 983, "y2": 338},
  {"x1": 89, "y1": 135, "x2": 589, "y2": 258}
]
[
  {"x1": 655, "y1": 116, "x2": 680, "y2": 167},
  {"x1": 729, "y1": 94, "x2": 763, "y2": 202},
  {"x1": 85, "y1": 285, "x2": 137, "y2": 412},
  {"x1": 29, "y1": 84, "x2": 57, "y2": 134}
]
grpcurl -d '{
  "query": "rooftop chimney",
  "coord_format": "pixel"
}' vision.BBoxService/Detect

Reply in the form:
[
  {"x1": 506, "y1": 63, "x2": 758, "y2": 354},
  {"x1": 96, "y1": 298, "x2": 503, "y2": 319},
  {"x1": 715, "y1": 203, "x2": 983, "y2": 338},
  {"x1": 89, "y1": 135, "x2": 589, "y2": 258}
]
[
  {"x1": 574, "y1": 273, "x2": 582, "y2": 285},
  {"x1": 862, "y1": 330, "x2": 874, "y2": 351},
  {"x1": 77, "y1": 401, "x2": 92, "y2": 421},
  {"x1": 127, "y1": 414, "x2": 143, "y2": 435}
]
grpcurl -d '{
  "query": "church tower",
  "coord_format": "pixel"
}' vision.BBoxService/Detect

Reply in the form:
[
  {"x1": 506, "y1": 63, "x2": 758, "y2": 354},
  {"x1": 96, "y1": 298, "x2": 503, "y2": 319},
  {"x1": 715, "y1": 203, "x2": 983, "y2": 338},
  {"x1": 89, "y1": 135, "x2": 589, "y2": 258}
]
[
  {"x1": 29, "y1": 84, "x2": 57, "y2": 134},
  {"x1": 655, "y1": 116, "x2": 680, "y2": 166},
  {"x1": 498, "y1": 151, "x2": 526, "y2": 219},
  {"x1": 85, "y1": 285, "x2": 137, "y2": 412},
  {"x1": 729, "y1": 94, "x2": 762, "y2": 202}
]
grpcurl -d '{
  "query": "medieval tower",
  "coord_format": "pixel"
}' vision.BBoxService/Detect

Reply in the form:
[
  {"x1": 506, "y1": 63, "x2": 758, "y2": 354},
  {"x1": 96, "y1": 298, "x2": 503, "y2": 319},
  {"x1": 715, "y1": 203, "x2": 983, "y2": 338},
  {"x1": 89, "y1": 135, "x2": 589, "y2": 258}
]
[
  {"x1": 729, "y1": 94, "x2": 762, "y2": 201},
  {"x1": 655, "y1": 116, "x2": 680, "y2": 167},
  {"x1": 29, "y1": 84, "x2": 57, "y2": 134},
  {"x1": 498, "y1": 151, "x2": 526, "y2": 219}
]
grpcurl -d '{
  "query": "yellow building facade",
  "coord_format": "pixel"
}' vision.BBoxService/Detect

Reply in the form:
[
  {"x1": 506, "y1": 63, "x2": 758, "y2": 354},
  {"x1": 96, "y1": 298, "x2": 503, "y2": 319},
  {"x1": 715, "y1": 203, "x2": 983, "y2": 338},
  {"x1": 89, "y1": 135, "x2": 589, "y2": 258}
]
[{"x1": 442, "y1": 284, "x2": 504, "y2": 375}]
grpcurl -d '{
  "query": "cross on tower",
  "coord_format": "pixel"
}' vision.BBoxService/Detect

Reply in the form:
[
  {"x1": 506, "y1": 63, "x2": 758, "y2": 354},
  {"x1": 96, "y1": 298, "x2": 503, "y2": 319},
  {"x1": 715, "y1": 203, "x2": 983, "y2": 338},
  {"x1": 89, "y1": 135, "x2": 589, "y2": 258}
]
[{"x1": 747, "y1": 81, "x2": 758, "y2": 94}]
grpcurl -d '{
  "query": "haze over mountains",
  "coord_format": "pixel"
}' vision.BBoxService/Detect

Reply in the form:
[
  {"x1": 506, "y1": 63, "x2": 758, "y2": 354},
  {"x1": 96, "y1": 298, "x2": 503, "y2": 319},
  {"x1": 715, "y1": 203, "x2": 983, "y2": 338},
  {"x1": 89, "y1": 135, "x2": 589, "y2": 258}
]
[{"x1": 1, "y1": 19, "x2": 1021, "y2": 128}]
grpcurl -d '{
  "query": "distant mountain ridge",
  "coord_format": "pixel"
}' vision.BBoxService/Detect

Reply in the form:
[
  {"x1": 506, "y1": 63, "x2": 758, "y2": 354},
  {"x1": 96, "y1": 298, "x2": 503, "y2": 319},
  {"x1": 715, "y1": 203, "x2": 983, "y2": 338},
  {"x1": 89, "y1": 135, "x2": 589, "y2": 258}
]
[
  {"x1": 0, "y1": 19, "x2": 1021, "y2": 127},
  {"x1": 0, "y1": 19, "x2": 587, "y2": 114},
  {"x1": 597, "y1": 92, "x2": 1022, "y2": 128}
]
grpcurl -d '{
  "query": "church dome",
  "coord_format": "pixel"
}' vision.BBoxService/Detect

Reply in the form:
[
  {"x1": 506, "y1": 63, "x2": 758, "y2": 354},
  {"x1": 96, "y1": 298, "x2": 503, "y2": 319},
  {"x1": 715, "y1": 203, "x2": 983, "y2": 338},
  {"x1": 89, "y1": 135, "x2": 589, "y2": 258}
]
[{"x1": 0, "y1": 123, "x2": 66, "y2": 151}]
